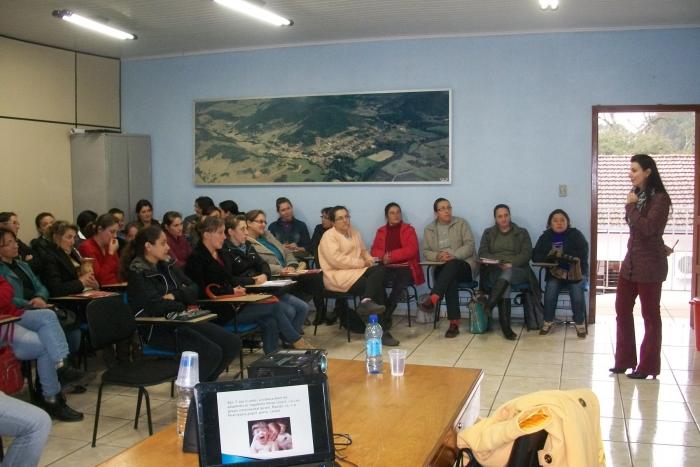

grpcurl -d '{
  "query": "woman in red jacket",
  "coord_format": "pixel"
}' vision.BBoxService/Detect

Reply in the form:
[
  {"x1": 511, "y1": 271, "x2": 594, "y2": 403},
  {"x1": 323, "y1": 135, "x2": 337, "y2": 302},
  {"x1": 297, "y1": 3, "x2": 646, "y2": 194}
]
[
  {"x1": 371, "y1": 202, "x2": 425, "y2": 329},
  {"x1": 610, "y1": 154, "x2": 672, "y2": 380},
  {"x1": 77, "y1": 213, "x2": 120, "y2": 286}
]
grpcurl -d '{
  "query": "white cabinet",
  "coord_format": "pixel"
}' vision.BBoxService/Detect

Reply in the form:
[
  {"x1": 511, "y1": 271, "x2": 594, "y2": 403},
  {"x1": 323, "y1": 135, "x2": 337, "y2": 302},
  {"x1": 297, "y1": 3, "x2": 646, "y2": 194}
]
[{"x1": 70, "y1": 133, "x2": 152, "y2": 220}]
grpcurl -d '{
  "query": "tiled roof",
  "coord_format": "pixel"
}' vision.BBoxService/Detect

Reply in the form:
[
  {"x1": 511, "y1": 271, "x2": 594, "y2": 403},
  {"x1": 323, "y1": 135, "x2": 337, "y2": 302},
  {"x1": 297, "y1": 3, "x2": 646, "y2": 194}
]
[{"x1": 597, "y1": 154, "x2": 694, "y2": 229}]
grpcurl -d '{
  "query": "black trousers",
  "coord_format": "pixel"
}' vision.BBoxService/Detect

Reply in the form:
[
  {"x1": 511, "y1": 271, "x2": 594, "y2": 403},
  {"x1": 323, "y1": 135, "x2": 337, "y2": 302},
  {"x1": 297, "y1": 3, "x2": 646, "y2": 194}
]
[
  {"x1": 151, "y1": 323, "x2": 240, "y2": 382},
  {"x1": 385, "y1": 267, "x2": 413, "y2": 308},
  {"x1": 294, "y1": 272, "x2": 325, "y2": 311},
  {"x1": 431, "y1": 259, "x2": 473, "y2": 320},
  {"x1": 347, "y1": 265, "x2": 387, "y2": 305}
]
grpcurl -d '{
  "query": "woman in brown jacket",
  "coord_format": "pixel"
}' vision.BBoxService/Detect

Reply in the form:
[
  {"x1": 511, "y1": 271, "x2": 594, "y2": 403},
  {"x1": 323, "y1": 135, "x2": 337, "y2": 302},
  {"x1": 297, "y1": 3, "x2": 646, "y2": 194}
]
[{"x1": 611, "y1": 154, "x2": 672, "y2": 380}]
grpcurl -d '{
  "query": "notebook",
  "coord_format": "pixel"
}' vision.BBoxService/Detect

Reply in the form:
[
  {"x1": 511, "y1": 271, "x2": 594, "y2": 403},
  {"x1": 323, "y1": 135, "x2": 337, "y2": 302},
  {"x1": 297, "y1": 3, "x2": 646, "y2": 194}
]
[{"x1": 194, "y1": 373, "x2": 335, "y2": 467}]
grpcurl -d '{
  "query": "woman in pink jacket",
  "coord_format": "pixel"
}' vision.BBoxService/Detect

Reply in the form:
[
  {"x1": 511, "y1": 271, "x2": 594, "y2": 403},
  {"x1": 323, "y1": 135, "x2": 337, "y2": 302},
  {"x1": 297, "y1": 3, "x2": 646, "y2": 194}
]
[
  {"x1": 371, "y1": 202, "x2": 425, "y2": 327},
  {"x1": 318, "y1": 206, "x2": 398, "y2": 346}
]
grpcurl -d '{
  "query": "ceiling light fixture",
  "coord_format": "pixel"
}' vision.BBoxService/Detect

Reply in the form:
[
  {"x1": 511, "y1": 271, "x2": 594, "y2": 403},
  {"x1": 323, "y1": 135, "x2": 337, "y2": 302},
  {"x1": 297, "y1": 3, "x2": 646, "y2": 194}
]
[
  {"x1": 52, "y1": 10, "x2": 136, "y2": 40},
  {"x1": 539, "y1": 0, "x2": 559, "y2": 10},
  {"x1": 214, "y1": 0, "x2": 293, "y2": 27}
]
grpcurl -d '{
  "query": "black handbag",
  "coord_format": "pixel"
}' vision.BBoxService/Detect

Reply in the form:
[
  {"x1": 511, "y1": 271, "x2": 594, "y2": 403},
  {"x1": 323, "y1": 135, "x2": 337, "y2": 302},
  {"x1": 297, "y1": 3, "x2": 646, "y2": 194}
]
[{"x1": 52, "y1": 306, "x2": 78, "y2": 331}]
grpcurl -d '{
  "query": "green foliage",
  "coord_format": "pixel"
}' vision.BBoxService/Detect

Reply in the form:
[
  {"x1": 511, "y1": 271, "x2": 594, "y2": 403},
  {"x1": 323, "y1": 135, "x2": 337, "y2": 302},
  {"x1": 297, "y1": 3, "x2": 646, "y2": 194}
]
[{"x1": 599, "y1": 112, "x2": 694, "y2": 155}]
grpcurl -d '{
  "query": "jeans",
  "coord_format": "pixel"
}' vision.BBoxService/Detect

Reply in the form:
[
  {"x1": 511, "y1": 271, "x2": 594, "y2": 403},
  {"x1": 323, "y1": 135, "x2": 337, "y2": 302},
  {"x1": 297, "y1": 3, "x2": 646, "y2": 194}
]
[
  {"x1": 0, "y1": 391, "x2": 52, "y2": 467},
  {"x1": 240, "y1": 302, "x2": 302, "y2": 350},
  {"x1": 279, "y1": 294, "x2": 309, "y2": 333},
  {"x1": 543, "y1": 277, "x2": 586, "y2": 324},
  {"x1": 234, "y1": 305, "x2": 280, "y2": 354},
  {"x1": 9, "y1": 310, "x2": 69, "y2": 397}
]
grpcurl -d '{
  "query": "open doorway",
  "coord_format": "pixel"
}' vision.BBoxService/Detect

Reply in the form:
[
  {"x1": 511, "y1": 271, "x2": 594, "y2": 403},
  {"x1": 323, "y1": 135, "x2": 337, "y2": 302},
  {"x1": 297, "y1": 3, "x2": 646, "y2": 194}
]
[{"x1": 590, "y1": 105, "x2": 700, "y2": 323}]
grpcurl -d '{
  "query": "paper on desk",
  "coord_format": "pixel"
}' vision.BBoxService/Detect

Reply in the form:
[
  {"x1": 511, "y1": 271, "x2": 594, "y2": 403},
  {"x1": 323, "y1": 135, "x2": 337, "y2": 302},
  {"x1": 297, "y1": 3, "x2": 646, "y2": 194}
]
[{"x1": 258, "y1": 279, "x2": 295, "y2": 287}]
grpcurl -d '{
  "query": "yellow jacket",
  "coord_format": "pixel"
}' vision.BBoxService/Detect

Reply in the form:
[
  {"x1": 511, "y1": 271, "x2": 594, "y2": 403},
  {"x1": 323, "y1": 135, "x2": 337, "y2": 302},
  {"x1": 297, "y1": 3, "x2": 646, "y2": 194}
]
[{"x1": 457, "y1": 389, "x2": 605, "y2": 467}]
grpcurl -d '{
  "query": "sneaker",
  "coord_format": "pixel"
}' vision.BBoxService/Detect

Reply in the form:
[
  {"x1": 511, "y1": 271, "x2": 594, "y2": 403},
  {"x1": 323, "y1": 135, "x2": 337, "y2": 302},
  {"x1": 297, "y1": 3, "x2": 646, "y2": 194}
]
[
  {"x1": 444, "y1": 323, "x2": 460, "y2": 338},
  {"x1": 42, "y1": 395, "x2": 84, "y2": 422},
  {"x1": 382, "y1": 331, "x2": 400, "y2": 347},
  {"x1": 539, "y1": 321, "x2": 554, "y2": 335},
  {"x1": 575, "y1": 324, "x2": 587, "y2": 338},
  {"x1": 419, "y1": 295, "x2": 435, "y2": 313},
  {"x1": 356, "y1": 300, "x2": 385, "y2": 318}
]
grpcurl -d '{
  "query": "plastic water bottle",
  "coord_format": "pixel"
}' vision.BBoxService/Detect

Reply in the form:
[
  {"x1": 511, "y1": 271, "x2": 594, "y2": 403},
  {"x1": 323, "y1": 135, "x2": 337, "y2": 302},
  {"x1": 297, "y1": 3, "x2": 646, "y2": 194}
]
[
  {"x1": 175, "y1": 351, "x2": 200, "y2": 438},
  {"x1": 365, "y1": 314, "x2": 383, "y2": 374}
]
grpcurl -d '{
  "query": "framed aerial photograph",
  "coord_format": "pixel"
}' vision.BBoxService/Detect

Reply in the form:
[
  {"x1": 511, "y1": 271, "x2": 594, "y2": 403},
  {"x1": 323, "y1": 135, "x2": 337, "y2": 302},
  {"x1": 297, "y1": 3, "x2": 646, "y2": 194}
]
[{"x1": 194, "y1": 90, "x2": 451, "y2": 185}]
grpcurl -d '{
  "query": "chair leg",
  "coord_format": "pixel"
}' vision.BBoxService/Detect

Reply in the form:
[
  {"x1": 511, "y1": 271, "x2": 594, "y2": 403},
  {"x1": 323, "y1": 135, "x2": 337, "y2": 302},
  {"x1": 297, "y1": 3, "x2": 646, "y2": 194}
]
[
  {"x1": 0, "y1": 436, "x2": 4, "y2": 461},
  {"x1": 238, "y1": 347, "x2": 245, "y2": 378},
  {"x1": 170, "y1": 381, "x2": 175, "y2": 398},
  {"x1": 134, "y1": 387, "x2": 144, "y2": 429},
  {"x1": 143, "y1": 389, "x2": 154, "y2": 435},
  {"x1": 92, "y1": 383, "x2": 105, "y2": 447},
  {"x1": 433, "y1": 299, "x2": 441, "y2": 329}
]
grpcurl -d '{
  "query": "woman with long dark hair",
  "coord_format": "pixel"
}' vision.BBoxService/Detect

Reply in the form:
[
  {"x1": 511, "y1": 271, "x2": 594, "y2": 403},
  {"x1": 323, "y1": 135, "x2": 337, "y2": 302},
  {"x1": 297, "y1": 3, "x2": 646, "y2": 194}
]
[
  {"x1": 610, "y1": 154, "x2": 672, "y2": 380},
  {"x1": 162, "y1": 211, "x2": 191, "y2": 268},
  {"x1": 135, "y1": 199, "x2": 159, "y2": 229},
  {"x1": 185, "y1": 217, "x2": 312, "y2": 353},
  {"x1": 123, "y1": 225, "x2": 239, "y2": 382}
]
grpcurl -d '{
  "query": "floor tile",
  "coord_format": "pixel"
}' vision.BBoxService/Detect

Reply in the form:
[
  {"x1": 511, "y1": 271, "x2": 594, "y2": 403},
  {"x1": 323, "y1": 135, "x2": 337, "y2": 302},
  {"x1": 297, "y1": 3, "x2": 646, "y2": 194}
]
[
  {"x1": 618, "y1": 381, "x2": 685, "y2": 402},
  {"x1": 602, "y1": 440, "x2": 632, "y2": 466},
  {"x1": 45, "y1": 443, "x2": 125, "y2": 466},
  {"x1": 38, "y1": 436, "x2": 88, "y2": 466},
  {"x1": 623, "y1": 399, "x2": 694, "y2": 422},
  {"x1": 629, "y1": 442, "x2": 700, "y2": 466},
  {"x1": 625, "y1": 419, "x2": 700, "y2": 446}
]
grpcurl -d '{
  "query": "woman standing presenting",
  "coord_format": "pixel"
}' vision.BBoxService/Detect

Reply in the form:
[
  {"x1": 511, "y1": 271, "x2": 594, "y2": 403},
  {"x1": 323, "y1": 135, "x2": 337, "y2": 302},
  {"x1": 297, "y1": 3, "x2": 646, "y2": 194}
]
[{"x1": 611, "y1": 154, "x2": 671, "y2": 380}]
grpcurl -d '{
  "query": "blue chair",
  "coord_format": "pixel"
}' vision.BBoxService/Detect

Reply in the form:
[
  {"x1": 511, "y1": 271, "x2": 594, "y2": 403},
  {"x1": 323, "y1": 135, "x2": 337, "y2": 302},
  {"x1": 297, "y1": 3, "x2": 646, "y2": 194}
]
[{"x1": 223, "y1": 321, "x2": 261, "y2": 377}]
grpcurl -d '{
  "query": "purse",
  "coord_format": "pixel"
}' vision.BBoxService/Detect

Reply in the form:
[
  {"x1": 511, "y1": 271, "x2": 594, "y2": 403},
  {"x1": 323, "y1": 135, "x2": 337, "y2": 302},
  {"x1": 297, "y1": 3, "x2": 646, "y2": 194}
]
[
  {"x1": 0, "y1": 322, "x2": 25, "y2": 395},
  {"x1": 547, "y1": 250, "x2": 583, "y2": 283},
  {"x1": 468, "y1": 299, "x2": 489, "y2": 334},
  {"x1": 52, "y1": 306, "x2": 79, "y2": 331}
]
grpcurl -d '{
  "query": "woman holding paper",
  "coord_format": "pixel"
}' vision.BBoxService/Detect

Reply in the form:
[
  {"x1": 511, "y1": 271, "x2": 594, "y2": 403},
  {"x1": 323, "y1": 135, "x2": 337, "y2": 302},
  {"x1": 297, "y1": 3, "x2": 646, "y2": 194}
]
[
  {"x1": 371, "y1": 202, "x2": 424, "y2": 329},
  {"x1": 532, "y1": 209, "x2": 589, "y2": 338},
  {"x1": 245, "y1": 209, "x2": 324, "y2": 318},
  {"x1": 123, "y1": 225, "x2": 239, "y2": 382},
  {"x1": 478, "y1": 204, "x2": 535, "y2": 340},
  {"x1": 420, "y1": 198, "x2": 477, "y2": 339},
  {"x1": 610, "y1": 154, "x2": 671, "y2": 380},
  {"x1": 186, "y1": 216, "x2": 312, "y2": 351}
]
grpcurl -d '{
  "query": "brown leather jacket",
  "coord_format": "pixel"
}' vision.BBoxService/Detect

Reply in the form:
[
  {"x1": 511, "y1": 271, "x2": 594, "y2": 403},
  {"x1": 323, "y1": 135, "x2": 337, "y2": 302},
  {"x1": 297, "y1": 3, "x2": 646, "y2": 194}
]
[{"x1": 619, "y1": 191, "x2": 670, "y2": 283}]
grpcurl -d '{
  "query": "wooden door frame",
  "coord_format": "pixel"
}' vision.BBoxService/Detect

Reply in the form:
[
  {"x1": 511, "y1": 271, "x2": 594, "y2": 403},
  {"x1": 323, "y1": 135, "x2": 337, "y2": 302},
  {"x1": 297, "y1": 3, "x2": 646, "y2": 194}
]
[{"x1": 590, "y1": 105, "x2": 700, "y2": 324}]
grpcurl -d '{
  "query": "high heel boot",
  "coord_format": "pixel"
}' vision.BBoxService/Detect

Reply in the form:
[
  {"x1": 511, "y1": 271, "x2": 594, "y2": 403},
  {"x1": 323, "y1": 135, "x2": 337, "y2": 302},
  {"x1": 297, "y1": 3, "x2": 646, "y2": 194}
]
[{"x1": 498, "y1": 298, "x2": 517, "y2": 340}]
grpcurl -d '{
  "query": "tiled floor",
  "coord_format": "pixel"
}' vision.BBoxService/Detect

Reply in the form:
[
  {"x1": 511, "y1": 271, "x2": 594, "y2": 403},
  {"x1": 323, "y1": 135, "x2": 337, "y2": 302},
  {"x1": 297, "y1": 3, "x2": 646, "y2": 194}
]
[{"x1": 4, "y1": 291, "x2": 700, "y2": 466}]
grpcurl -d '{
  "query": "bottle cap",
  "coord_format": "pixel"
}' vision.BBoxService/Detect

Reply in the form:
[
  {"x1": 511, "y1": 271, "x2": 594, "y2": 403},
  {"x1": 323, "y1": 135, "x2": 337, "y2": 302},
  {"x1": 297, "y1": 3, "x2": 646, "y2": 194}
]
[
  {"x1": 369, "y1": 314, "x2": 378, "y2": 324},
  {"x1": 176, "y1": 351, "x2": 200, "y2": 388}
]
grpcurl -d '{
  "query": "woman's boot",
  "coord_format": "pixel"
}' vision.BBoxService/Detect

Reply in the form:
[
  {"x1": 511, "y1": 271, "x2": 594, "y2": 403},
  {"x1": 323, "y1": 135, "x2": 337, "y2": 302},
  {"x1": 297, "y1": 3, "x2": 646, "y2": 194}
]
[{"x1": 498, "y1": 298, "x2": 517, "y2": 340}]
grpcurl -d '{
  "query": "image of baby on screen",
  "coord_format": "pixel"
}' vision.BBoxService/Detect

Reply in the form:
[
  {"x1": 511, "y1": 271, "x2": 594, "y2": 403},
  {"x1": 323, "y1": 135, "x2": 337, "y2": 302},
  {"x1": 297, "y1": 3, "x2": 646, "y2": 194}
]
[{"x1": 248, "y1": 417, "x2": 293, "y2": 454}]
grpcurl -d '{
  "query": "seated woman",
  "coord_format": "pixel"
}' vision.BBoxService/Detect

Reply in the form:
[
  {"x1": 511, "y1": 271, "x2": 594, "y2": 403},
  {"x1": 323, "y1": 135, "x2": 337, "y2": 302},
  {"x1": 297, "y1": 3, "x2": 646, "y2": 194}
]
[
  {"x1": 0, "y1": 227, "x2": 81, "y2": 353},
  {"x1": 75, "y1": 209, "x2": 97, "y2": 248},
  {"x1": 77, "y1": 213, "x2": 121, "y2": 286},
  {"x1": 30, "y1": 211, "x2": 55, "y2": 268},
  {"x1": 245, "y1": 210, "x2": 319, "y2": 319},
  {"x1": 124, "y1": 226, "x2": 239, "y2": 382},
  {"x1": 309, "y1": 207, "x2": 333, "y2": 264},
  {"x1": 0, "y1": 274, "x2": 84, "y2": 422},
  {"x1": 185, "y1": 217, "x2": 312, "y2": 352},
  {"x1": 0, "y1": 391, "x2": 51, "y2": 467},
  {"x1": 371, "y1": 202, "x2": 425, "y2": 329},
  {"x1": 162, "y1": 211, "x2": 192, "y2": 268},
  {"x1": 0, "y1": 212, "x2": 37, "y2": 269},
  {"x1": 135, "y1": 199, "x2": 159, "y2": 229},
  {"x1": 420, "y1": 198, "x2": 477, "y2": 339},
  {"x1": 318, "y1": 206, "x2": 397, "y2": 346},
  {"x1": 532, "y1": 209, "x2": 589, "y2": 338},
  {"x1": 478, "y1": 204, "x2": 538, "y2": 340},
  {"x1": 40, "y1": 221, "x2": 99, "y2": 297}
]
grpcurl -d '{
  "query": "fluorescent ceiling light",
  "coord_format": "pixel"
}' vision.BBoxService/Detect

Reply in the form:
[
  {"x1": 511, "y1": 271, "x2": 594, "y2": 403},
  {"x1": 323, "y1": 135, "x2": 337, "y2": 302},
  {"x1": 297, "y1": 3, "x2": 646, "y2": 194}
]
[
  {"x1": 52, "y1": 10, "x2": 136, "y2": 40},
  {"x1": 214, "y1": 0, "x2": 293, "y2": 27},
  {"x1": 539, "y1": 0, "x2": 559, "y2": 10}
]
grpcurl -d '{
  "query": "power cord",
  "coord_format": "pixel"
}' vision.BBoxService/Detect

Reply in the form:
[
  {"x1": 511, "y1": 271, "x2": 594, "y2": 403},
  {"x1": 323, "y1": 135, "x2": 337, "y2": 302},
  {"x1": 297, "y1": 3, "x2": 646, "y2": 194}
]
[{"x1": 333, "y1": 433, "x2": 358, "y2": 467}]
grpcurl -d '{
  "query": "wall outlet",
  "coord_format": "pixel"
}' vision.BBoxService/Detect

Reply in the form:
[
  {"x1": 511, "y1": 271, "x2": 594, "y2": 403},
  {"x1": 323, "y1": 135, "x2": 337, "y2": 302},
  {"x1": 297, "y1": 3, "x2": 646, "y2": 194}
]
[{"x1": 558, "y1": 184, "x2": 567, "y2": 197}]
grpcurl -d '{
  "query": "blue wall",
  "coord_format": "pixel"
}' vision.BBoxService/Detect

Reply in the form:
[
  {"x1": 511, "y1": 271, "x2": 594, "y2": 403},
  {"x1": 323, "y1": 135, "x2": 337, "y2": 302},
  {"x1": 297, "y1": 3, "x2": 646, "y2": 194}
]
[{"x1": 122, "y1": 28, "x2": 700, "y2": 253}]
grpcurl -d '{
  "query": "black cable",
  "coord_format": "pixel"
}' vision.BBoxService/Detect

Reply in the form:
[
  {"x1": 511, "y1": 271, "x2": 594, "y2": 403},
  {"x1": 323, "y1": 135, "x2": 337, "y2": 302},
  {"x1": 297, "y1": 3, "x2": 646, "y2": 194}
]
[{"x1": 333, "y1": 433, "x2": 358, "y2": 467}]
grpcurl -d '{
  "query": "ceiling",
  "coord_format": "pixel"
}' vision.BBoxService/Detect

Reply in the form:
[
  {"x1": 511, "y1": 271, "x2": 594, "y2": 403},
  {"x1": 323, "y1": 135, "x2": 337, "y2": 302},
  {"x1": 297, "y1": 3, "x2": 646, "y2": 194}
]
[{"x1": 2, "y1": 0, "x2": 700, "y2": 59}]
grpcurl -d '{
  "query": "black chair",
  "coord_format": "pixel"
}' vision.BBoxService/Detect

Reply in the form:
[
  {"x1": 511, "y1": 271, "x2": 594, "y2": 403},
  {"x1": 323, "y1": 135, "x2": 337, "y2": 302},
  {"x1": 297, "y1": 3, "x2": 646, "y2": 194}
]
[
  {"x1": 85, "y1": 295, "x2": 179, "y2": 447},
  {"x1": 315, "y1": 290, "x2": 358, "y2": 342},
  {"x1": 425, "y1": 264, "x2": 478, "y2": 329},
  {"x1": 384, "y1": 273, "x2": 418, "y2": 327}
]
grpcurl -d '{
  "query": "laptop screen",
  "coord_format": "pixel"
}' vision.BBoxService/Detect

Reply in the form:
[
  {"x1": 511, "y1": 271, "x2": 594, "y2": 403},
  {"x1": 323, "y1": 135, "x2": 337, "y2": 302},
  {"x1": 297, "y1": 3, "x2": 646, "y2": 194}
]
[{"x1": 195, "y1": 374, "x2": 335, "y2": 467}]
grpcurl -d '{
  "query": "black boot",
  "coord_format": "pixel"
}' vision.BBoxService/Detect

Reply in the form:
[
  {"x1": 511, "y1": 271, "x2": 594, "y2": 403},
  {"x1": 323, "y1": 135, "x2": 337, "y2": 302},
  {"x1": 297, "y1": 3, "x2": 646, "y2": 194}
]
[
  {"x1": 486, "y1": 279, "x2": 510, "y2": 311},
  {"x1": 498, "y1": 299, "x2": 517, "y2": 340},
  {"x1": 42, "y1": 393, "x2": 84, "y2": 422}
]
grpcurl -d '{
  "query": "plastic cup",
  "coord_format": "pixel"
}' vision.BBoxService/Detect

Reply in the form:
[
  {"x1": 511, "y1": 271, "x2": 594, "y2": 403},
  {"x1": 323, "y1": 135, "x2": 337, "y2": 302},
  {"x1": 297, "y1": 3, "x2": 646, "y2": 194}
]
[
  {"x1": 389, "y1": 349, "x2": 407, "y2": 376},
  {"x1": 176, "y1": 351, "x2": 200, "y2": 388}
]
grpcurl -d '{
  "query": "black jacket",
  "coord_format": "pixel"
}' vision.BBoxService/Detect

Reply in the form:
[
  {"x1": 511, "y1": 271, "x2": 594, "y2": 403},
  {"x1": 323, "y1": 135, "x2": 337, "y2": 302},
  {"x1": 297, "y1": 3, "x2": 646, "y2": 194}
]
[
  {"x1": 222, "y1": 239, "x2": 271, "y2": 279},
  {"x1": 127, "y1": 256, "x2": 198, "y2": 317},
  {"x1": 40, "y1": 244, "x2": 84, "y2": 297},
  {"x1": 185, "y1": 242, "x2": 260, "y2": 296},
  {"x1": 532, "y1": 227, "x2": 590, "y2": 277}
]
